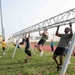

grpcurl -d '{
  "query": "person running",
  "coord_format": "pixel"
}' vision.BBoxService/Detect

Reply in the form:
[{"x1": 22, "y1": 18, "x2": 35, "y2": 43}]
[
  {"x1": 37, "y1": 29, "x2": 48, "y2": 56},
  {"x1": 50, "y1": 39, "x2": 54, "y2": 51},
  {"x1": 53, "y1": 22, "x2": 73, "y2": 71},
  {"x1": 2, "y1": 39, "x2": 7, "y2": 55},
  {"x1": 24, "y1": 32, "x2": 32, "y2": 63}
]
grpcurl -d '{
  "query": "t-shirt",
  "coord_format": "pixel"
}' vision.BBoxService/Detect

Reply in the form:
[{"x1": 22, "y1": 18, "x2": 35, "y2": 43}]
[
  {"x1": 57, "y1": 34, "x2": 72, "y2": 48},
  {"x1": 2, "y1": 41, "x2": 6, "y2": 47},
  {"x1": 20, "y1": 38, "x2": 26, "y2": 45},
  {"x1": 25, "y1": 38, "x2": 30, "y2": 48},
  {"x1": 41, "y1": 33, "x2": 48, "y2": 41},
  {"x1": 51, "y1": 42, "x2": 54, "y2": 46}
]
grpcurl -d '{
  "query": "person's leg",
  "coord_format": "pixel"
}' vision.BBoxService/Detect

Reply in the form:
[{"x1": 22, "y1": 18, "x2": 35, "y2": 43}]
[
  {"x1": 55, "y1": 55, "x2": 64, "y2": 71},
  {"x1": 2, "y1": 47, "x2": 6, "y2": 55},
  {"x1": 53, "y1": 54, "x2": 62, "y2": 71},
  {"x1": 25, "y1": 55, "x2": 32, "y2": 63},
  {"x1": 36, "y1": 44, "x2": 43, "y2": 56},
  {"x1": 25, "y1": 49, "x2": 32, "y2": 62},
  {"x1": 33, "y1": 42, "x2": 37, "y2": 50},
  {"x1": 37, "y1": 44, "x2": 43, "y2": 51},
  {"x1": 53, "y1": 54, "x2": 59, "y2": 65},
  {"x1": 59, "y1": 55, "x2": 63, "y2": 66},
  {"x1": 51, "y1": 46, "x2": 54, "y2": 51},
  {"x1": 52, "y1": 46, "x2": 54, "y2": 51}
]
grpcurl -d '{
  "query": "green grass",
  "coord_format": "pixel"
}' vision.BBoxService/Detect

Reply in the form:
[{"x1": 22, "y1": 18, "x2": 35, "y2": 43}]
[{"x1": 0, "y1": 44, "x2": 75, "y2": 75}]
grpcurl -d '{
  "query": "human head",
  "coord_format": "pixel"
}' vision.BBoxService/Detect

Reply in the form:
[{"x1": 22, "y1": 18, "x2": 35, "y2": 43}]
[
  {"x1": 3, "y1": 39, "x2": 5, "y2": 42},
  {"x1": 64, "y1": 27, "x2": 70, "y2": 34},
  {"x1": 43, "y1": 28, "x2": 48, "y2": 32},
  {"x1": 51, "y1": 39, "x2": 53, "y2": 41}
]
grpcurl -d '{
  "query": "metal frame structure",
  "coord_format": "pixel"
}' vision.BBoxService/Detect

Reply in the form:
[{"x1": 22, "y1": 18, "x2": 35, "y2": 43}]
[
  {"x1": 0, "y1": 0, "x2": 5, "y2": 40},
  {"x1": 12, "y1": 8, "x2": 75, "y2": 75},
  {"x1": 12, "y1": 8, "x2": 75, "y2": 37}
]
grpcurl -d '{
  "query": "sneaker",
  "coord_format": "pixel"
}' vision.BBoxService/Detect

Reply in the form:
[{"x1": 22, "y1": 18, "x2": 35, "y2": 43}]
[
  {"x1": 57, "y1": 65, "x2": 62, "y2": 71},
  {"x1": 3, "y1": 52, "x2": 6, "y2": 55},
  {"x1": 40, "y1": 51, "x2": 43, "y2": 57},
  {"x1": 24, "y1": 59, "x2": 28, "y2": 63}
]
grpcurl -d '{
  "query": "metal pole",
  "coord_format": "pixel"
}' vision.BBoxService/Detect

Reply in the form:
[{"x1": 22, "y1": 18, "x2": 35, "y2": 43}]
[
  {"x1": 0, "y1": 0, "x2": 5, "y2": 40},
  {"x1": 12, "y1": 36, "x2": 21, "y2": 59},
  {"x1": 30, "y1": 43, "x2": 35, "y2": 55}
]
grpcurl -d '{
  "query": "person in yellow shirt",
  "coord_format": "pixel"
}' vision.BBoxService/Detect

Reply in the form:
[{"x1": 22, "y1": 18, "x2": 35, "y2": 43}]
[{"x1": 2, "y1": 39, "x2": 6, "y2": 55}]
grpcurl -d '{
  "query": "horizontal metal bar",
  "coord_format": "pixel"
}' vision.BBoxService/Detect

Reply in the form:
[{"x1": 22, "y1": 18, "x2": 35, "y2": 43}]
[{"x1": 12, "y1": 8, "x2": 75, "y2": 37}]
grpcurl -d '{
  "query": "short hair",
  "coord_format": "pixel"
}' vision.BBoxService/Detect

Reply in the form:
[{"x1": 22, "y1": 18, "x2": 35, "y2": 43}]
[{"x1": 65, "y1": 27, "x2": 70, "y2": 30}]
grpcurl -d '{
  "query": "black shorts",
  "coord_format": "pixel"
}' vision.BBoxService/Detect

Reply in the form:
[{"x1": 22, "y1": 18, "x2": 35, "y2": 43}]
[
  {"x1": 25, "y1": 47, "x2": 31, "y2": 56},
  {"x1": 54, "y1": 47, "x2": 65, "y2": 55},
  {"x1": 17, "y1": 45, "x2": 20, "y2": 48},
  {"x1": 2, "y1": 47, "x2": 5, "y2": 51},
  {"x1": 38, "y1": 39, "x2": 46, "y2": 46}
]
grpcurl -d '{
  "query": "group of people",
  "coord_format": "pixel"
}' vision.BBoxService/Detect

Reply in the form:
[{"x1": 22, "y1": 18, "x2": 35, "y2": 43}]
[
  {"x1": 0, "y1": 22, "x2": 74, "y2": 71},
  {"x1": 19, "y1": 28, "x2": 48, "y2": 62}
]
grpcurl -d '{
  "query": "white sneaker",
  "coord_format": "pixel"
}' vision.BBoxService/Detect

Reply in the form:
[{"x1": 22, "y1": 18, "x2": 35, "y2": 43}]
[
  {"x1": 3, "y1": 52, "x2": 6, "y2": 55},
  {"x1": 40, "y1": 51, "x2": 43, "y2": 57}
]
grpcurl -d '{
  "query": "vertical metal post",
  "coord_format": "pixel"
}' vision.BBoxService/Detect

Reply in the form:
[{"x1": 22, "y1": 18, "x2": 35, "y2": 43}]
[
  {"x1": 12, "y1": 36, "x2": 21, "y2": 59},
  {"x1": 0, "y1": 0, "x2": 5, "y2": 40},
  {"x1": 30, "y1": 43, "x2": 35, "y2": 55}
]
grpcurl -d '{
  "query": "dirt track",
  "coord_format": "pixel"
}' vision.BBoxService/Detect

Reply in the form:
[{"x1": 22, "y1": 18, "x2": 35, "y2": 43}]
[{"x1": 31, "y1": 44, "x2": 75, "y2": 55}]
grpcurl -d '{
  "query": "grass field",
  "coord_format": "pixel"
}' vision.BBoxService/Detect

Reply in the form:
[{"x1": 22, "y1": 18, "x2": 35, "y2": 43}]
[{"x1": 0, "y1": 43, "x2": 75, "y2": 75}]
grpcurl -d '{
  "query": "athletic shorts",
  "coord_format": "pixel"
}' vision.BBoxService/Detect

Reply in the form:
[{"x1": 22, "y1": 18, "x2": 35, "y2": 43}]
[
  {"x1": 17, "y1": 45, "x2": 20, "y2": 48},
  {"x1": 54, "y1": 47, "x2": 65, "y2": 55},
  {"x1": 25, "y1": 47, "x2": 31, "y2": 56},
  {"x1": 63, "y1": 48, "x2": 68, "y2": 56},
  {"x1": 2, "y1": 47, "x2": 5, "y2": 51},
  {"x1": 38, "y1": 39, "x2": 46, "y2": 46}
]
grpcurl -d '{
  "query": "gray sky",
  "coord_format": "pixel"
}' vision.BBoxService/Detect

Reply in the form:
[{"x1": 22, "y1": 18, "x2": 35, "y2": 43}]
[{"x1": 0, "y1": 0, "x2": 75, "y2": 38}]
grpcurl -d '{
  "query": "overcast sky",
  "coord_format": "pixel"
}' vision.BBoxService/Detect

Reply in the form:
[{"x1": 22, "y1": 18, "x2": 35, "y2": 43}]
[{"x1": 0, "y1": 0, "x2": 75, "y2": 38}]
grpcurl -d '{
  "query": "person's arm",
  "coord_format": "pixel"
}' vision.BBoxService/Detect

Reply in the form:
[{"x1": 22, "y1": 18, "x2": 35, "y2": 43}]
[
  {"x1": 69, "y1": 22, "x2": 73, "y2": 37},
  {"x1": 55, "y1": 26, "x2": 61, "y2": 37},
  {"x1": 39, "y1": 30, "x2": 42, "y2": 36},
  {"x1": 3, "y1": 42, "x2": 7, "y2": 46},
  {"x1": 28, "y1": 32, "x2": 30, "y2": 38},
  {"x1": 19, "y1": 36, "x2": 26, "y2": 45},
  {"x1": 44, "y1": 31, "x2": 48, "y2": 36}
]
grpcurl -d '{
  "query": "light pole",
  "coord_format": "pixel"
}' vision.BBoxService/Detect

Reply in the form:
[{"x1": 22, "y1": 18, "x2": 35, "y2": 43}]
[{"x1": 0, "y1": 0, "x2": 5, "y2": 40}]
